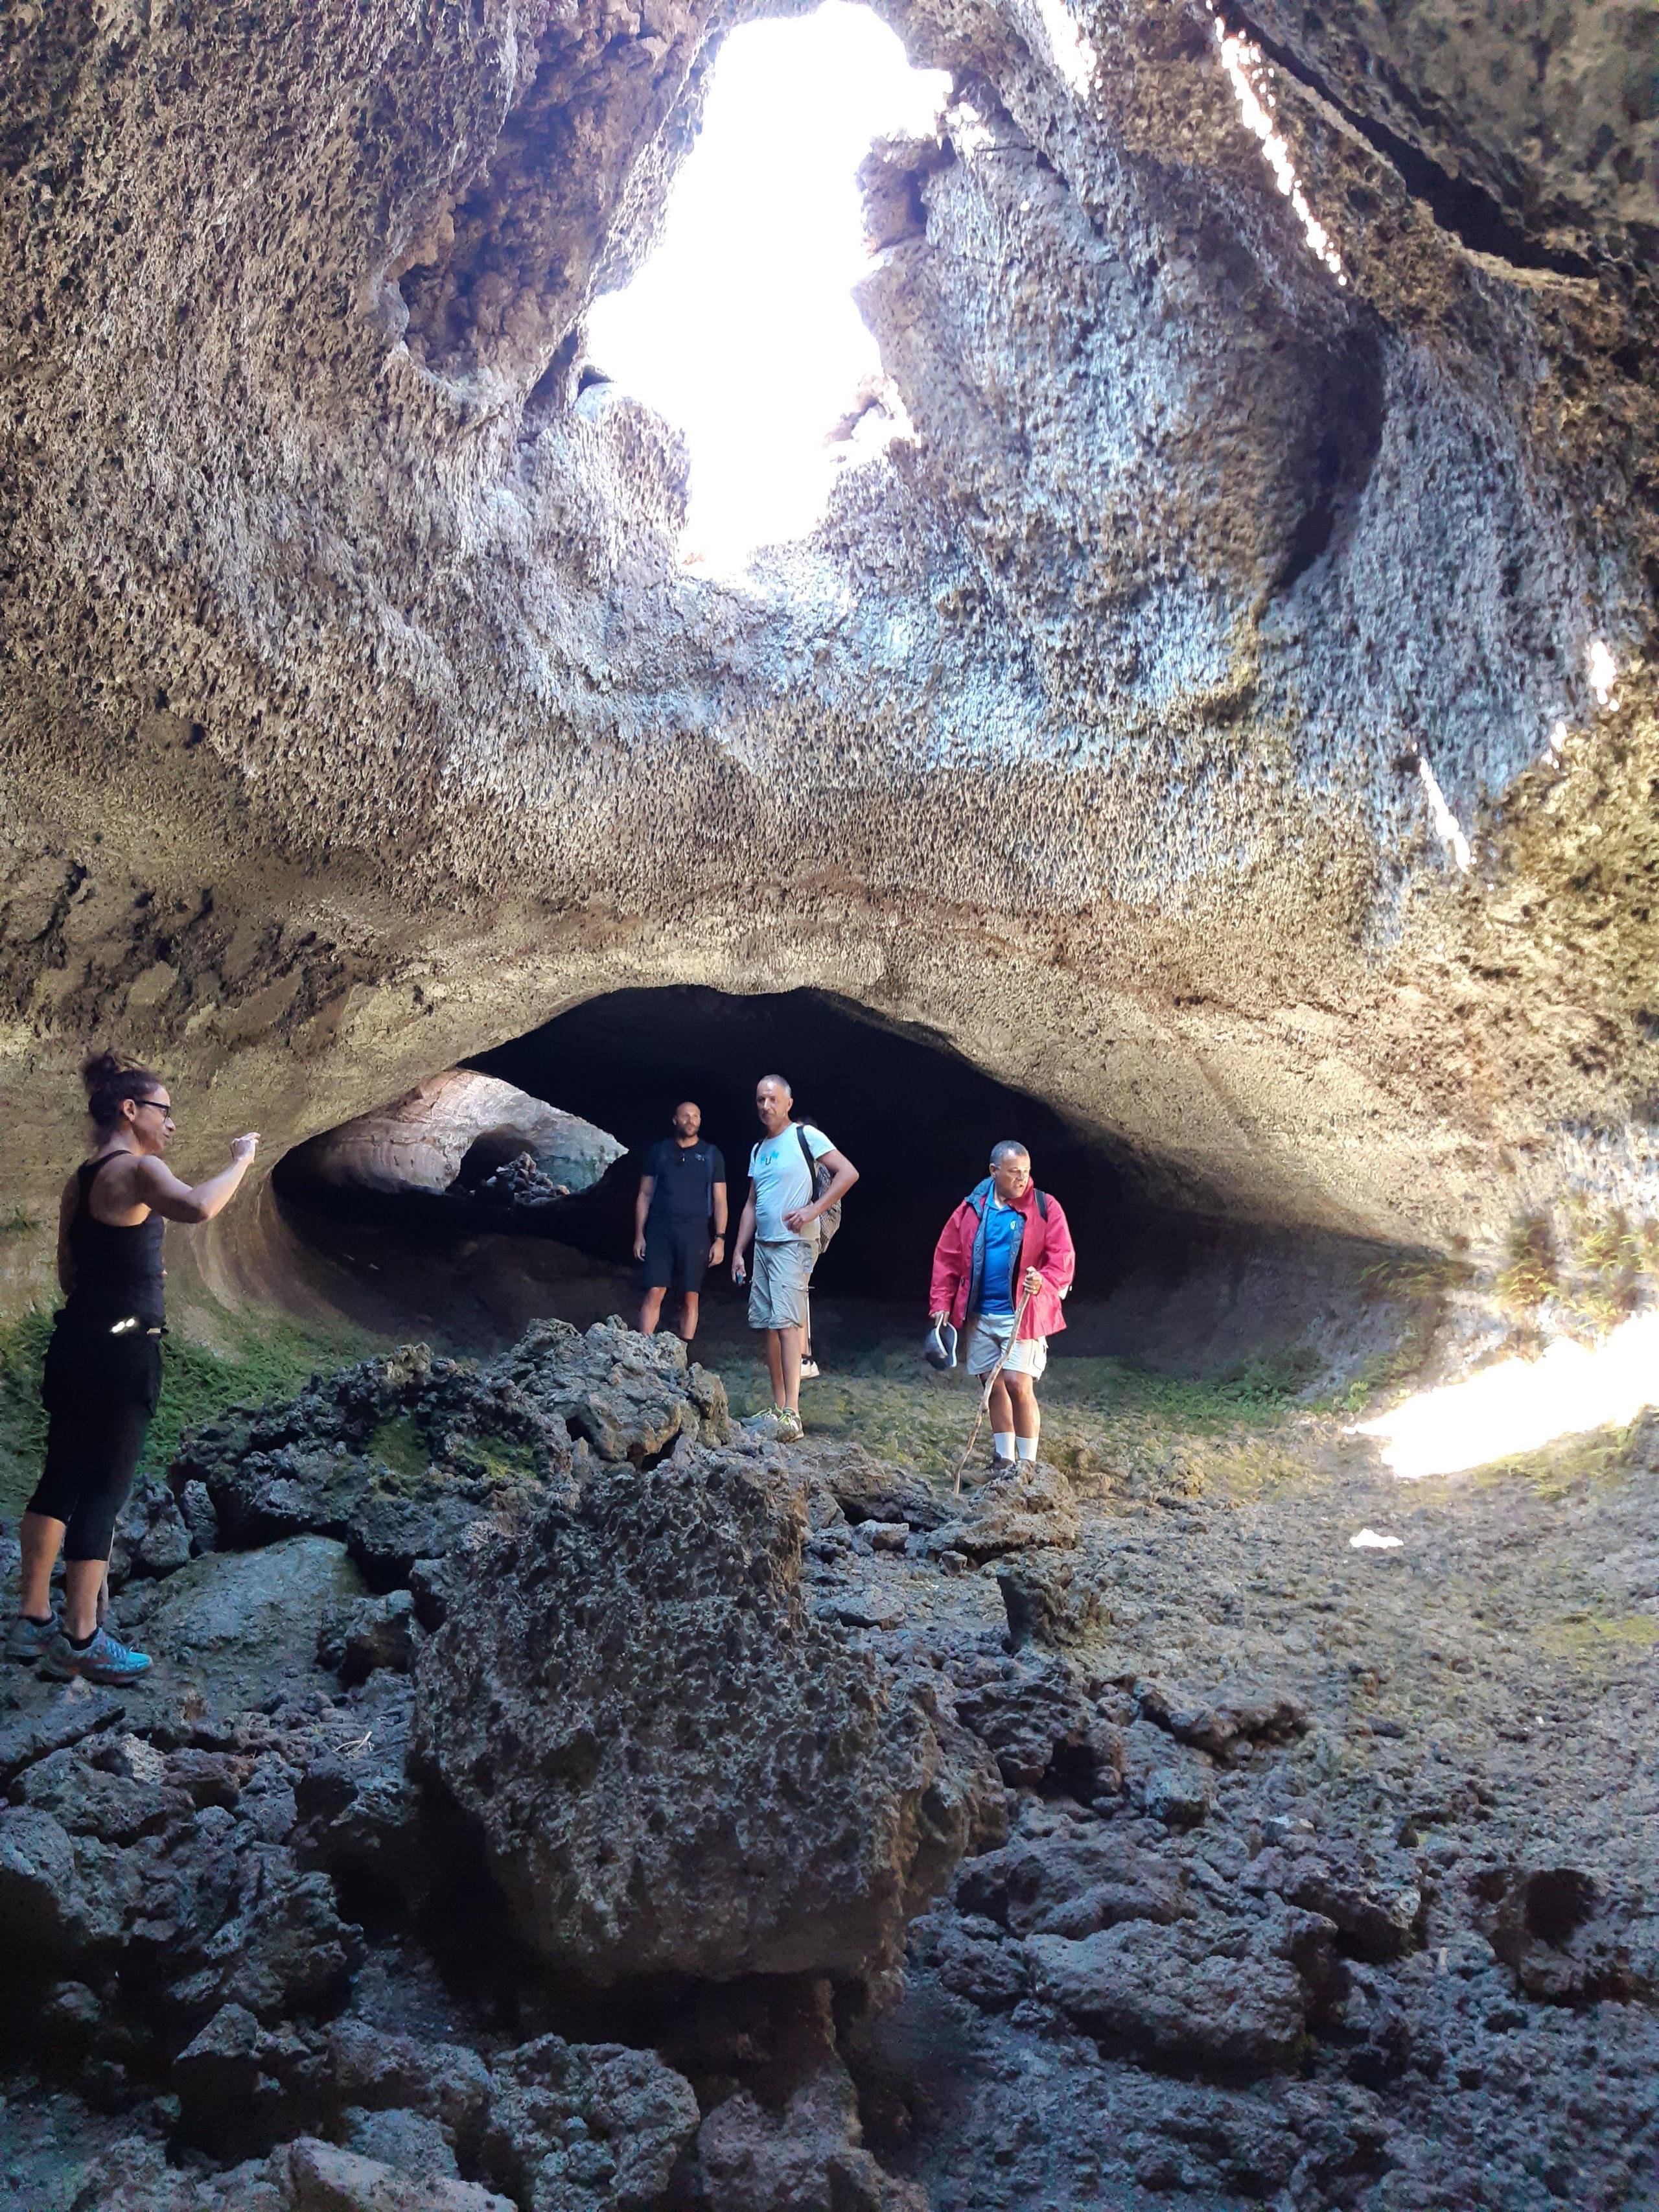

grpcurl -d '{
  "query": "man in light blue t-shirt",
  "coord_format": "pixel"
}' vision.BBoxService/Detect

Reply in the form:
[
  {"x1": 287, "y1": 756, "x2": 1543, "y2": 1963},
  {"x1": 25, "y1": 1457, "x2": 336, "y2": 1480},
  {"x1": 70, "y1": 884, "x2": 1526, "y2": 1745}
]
[{"x1": 730, "y1": 1073, "x2": 859, "y2": 1441}]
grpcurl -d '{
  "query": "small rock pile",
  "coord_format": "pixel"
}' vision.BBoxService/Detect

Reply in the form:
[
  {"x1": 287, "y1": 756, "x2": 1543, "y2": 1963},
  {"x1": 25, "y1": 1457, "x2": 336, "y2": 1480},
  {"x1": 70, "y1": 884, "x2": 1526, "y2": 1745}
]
[{"x1": 469, "y1": 1154, "x2": 571, "y2": 1211}]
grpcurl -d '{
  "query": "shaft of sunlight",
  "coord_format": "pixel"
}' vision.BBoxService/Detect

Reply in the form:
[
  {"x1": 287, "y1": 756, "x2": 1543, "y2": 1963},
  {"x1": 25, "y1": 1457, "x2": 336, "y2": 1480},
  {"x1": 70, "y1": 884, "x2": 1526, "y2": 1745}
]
[
  {"x1": 1208, "y1": 7, "x2": 1346, "y2": 285},
  {"x1": 1417, "y1": 754, "x2": 1472, "y2": 872},
  {"x1": 585, "y1": 3, "x2": 949, "y2": 574},
  {"x1": 1352, "y1": 1310, "x2": 1659, "y2": 1480}
]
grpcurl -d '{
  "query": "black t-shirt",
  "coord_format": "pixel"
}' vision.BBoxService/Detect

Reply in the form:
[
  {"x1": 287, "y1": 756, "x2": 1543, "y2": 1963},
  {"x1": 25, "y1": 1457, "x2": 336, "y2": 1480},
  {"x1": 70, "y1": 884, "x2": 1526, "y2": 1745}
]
[{"x1": 642, "y1": 1139, "x2": 725, "y2": 1224}]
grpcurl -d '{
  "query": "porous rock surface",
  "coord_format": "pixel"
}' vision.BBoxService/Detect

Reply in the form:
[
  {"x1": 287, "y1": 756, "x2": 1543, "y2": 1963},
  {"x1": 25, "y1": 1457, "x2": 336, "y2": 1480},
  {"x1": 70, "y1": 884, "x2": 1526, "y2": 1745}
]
[
  {"x1": 2, "y1": 1320, "x2": 1659, "y2": 2209},
  {"x1": 413, "y1": 1443, "x2": 1006, "y2": 1986},
  {"x1": 165, "y1": 1320, "x2": 731, "y2": 1585},
  {"x1": 1, "y1": 0, "x2": 1657, "y2": 1325}
]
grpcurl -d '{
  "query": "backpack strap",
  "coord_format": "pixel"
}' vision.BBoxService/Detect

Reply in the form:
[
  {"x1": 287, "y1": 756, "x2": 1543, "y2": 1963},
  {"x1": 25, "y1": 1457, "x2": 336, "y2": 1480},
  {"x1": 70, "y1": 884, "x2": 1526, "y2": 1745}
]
[
  {"x1": 795, "y1": 1124, "x2": 818, "y2": 1182},
  {"x1": 1036, "y1": 1189, "x2": 1049, "y2": 1221}
]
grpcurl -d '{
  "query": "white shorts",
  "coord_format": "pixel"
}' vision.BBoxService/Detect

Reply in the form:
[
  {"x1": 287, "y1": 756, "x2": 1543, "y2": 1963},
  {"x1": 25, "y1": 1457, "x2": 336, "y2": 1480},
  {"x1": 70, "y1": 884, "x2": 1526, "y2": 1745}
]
[{"x1": 965, "y1": 1316, "x2": 1048, "y2": 1380}]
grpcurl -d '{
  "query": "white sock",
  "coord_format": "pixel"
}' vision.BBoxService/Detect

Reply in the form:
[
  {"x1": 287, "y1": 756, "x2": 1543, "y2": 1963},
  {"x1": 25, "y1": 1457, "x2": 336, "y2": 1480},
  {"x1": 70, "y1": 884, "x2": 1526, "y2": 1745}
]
[
  {"x1": 1015, "y1": 1434, "x2": 1038, "y2": 1461},
  {"x1": 992, "y1": 1432, "x2": 1015, "y2": 1461}
]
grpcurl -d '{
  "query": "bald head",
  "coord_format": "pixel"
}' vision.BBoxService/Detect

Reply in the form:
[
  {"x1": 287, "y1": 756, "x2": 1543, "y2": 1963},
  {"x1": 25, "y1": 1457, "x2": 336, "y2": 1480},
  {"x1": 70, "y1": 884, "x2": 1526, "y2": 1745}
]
[{"x1": 671, "y1": 1100, "x2": 702, "y2": 1141}]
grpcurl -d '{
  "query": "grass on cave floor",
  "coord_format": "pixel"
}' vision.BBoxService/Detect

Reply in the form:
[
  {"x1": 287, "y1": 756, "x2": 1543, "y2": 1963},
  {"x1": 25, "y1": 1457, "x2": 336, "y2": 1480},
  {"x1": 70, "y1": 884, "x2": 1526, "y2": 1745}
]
[
  {"x1": 721, "y1": 1344, "x2": 1319, "y2": 1498},
  {"x1": 0, "y1": 1304, "x2": 386, "y2": 1520}
]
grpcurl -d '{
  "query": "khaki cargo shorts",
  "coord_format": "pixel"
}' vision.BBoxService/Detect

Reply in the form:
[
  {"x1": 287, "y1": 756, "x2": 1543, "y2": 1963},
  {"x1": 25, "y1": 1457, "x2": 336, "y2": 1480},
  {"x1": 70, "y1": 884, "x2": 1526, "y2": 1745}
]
[
  {"x1": 965, "y1": 1315, "x2": 1049, "y2": 1379},
  {"x1": 748, "y1": 1239, "x2": 813, "y2": 1331}
]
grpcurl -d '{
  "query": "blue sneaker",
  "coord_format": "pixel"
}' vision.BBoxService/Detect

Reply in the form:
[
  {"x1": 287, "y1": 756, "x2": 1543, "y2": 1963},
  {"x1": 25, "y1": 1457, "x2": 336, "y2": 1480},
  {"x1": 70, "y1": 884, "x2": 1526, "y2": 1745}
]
[
  {"x1": 40, "y1": 1625, "x2": 152, "y2": 1684},
  {"x1": 5, "y1": 1612, "x2": 58, "y2": 1664}
]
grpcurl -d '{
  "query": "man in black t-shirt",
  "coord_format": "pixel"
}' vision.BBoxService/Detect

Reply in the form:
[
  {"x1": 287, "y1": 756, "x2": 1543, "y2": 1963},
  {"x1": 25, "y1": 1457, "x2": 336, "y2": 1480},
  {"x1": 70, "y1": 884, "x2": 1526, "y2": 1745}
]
[{"x1": 634, "y1": 1101, "x2": 728, "y2": 1344}]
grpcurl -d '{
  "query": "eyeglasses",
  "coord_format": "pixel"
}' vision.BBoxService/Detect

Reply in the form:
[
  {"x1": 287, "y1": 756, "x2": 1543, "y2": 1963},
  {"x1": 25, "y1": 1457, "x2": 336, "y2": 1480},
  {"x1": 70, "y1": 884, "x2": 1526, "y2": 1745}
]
[{"x1": 135, "y1": 1099, "x2": 174, "y2": 1118}]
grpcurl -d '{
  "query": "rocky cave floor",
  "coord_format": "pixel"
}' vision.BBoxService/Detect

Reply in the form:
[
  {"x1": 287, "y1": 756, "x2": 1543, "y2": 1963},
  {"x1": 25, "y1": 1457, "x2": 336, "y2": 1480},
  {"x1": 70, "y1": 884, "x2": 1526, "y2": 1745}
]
[{"x1": 1, "y1": 1318, "x2": 1656, "y2": 2212}]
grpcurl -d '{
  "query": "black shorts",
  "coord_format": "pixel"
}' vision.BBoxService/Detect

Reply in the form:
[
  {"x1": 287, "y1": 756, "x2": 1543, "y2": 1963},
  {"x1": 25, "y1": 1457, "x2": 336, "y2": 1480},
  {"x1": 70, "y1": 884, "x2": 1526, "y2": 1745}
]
[
  {"x1": 27, "y1": 1316, "x2": 161, "y2": 1562},
  {"x1": 641, "y1": 1217, "x2": 710, "y2": 1294}
]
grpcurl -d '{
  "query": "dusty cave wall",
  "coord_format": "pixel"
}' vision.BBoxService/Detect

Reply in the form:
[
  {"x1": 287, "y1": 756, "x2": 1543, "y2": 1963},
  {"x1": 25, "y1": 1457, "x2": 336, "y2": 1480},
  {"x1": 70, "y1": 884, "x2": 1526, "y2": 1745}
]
[{"x1": 0, "y1": 0, "x2": 1656, "y2": 1323}]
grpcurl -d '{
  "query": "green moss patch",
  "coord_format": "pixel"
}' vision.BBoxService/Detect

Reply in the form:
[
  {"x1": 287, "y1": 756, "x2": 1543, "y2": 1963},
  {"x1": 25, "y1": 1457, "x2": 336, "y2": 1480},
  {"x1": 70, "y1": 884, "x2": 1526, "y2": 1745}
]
[
  {"x1": 726, "y1": 1347, "x2": 1313, "y2": 1498},
  {"x1": 365, "y1": 1413, "x2": 434, "y2": 1486},
  {"x1": 447, "y1": 1431, "x2": 544, "y2": 1485}
]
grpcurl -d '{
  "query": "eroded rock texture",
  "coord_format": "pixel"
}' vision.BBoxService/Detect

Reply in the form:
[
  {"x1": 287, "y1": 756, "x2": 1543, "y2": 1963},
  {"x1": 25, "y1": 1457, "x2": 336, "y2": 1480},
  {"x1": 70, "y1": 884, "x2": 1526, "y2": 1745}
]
[
  {"x1": 286, "y1": 1071, "x2": 621, "y2": 1202},
  {"x1": 414, "y1": 1445, "x2": 1004, "y2": 1986},
  {"x1": 1, "y1": 0, "x2": 1655, "y2": 1314},
  {"x1": 167, "y1": 1319, "x2": 730, "y2": 1585}
]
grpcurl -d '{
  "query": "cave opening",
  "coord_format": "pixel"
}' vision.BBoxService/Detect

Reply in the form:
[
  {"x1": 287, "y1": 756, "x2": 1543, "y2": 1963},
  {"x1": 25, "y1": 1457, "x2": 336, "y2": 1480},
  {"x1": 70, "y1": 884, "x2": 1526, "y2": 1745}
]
[
  {"x1": 263, "y1": 986, "x2": 1410, "y2": 1392},
  {"x1": 583, "y1": 1, "x2": 948, "y2": 568},
  {"x1": 271, "y1": 986, "x2": 1133, "y2": 1336},
  {"x1": 466, "y1": 985, "x2": 1132, "y2": 1301}
]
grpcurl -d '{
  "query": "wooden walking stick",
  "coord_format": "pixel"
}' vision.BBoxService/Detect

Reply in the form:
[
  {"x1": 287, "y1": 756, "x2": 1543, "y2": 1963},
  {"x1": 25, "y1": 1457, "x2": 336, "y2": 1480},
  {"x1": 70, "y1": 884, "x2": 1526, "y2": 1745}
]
[{"x1": 951, "y1": 1283, "x2": 1035, "y2": 1498}]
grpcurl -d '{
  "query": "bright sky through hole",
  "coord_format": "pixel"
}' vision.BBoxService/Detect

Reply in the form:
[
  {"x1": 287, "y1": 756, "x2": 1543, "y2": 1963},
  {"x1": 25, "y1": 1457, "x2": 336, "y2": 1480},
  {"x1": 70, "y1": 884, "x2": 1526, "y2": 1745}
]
[{"x1": 586, "y1": 5, "x2": 950, "y2": 573}]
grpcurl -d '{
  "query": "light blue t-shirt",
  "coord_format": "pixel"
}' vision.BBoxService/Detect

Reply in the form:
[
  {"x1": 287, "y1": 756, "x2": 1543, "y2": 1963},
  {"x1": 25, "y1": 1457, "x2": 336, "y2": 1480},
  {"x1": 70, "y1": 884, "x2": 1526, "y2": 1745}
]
[
  {"x1": 750, "y1": 1123, "x2": 834, "y2": 1244},
  {"x1": 979, "y1": 1196, "x2": 1024, "y2": 1316}
]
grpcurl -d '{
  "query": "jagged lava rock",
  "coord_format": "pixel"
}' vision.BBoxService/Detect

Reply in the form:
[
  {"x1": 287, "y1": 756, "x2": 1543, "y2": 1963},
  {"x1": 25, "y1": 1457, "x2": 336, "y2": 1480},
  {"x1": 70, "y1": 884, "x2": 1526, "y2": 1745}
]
[
  {"x1": 925, "y1": 1461, "x2": 1080, "y2": 1564},
  {"x1": 1137, "y1": 1681, "x2": 1309, "y2": 1762},
  {"x1": 73, "y1": 2136, "x2": 516, "y2": 2210},
  {"x1": 699, "y1": 2053, "x2": 925, "y2": 2212},
  {"x1": 481, "y1": 2035, "x2": 699, "y2": 2211},
  {"x1": 1028, "y1": 1909, "x2": 1330, "y2": 2074},
  {"x1": 415, "y1": 1449, "x2": 1003, "y2": 1986},
  {"x1": 169, "y1": 1321, "x2": 730, "y2": 1585}
]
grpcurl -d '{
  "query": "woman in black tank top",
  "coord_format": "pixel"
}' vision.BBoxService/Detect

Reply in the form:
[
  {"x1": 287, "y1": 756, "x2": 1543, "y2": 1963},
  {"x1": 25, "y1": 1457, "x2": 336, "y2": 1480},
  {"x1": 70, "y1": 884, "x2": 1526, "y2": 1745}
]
[{"x1": 8, "y1": 1052, "x2": 260, "y2": 1686}]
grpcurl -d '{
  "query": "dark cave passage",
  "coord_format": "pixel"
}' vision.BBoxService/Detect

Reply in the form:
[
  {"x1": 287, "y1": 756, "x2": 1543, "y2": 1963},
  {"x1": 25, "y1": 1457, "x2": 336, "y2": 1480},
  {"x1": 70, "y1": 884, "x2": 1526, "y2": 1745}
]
[
  {"x1": 466, "y1": 986, "x2": 1135, "y2": 1300},
  {"x1": 254, "y1": 986, "x2": 1415, "y2": 1388}
]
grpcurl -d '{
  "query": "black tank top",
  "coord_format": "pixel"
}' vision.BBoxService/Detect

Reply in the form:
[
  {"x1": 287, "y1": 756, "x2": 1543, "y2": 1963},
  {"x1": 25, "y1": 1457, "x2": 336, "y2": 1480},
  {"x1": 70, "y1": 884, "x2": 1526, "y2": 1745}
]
[{"x1": 63, "y1": 1154, "x2": 165, "y2": 1329}]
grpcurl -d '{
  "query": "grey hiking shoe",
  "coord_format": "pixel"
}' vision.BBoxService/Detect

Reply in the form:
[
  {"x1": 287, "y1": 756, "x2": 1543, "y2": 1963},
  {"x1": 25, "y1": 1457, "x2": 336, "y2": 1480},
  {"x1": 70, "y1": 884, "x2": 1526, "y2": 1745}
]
[
  {"x1": 40, "y1": 1625, "x2": 152, "y2": 1685},
  {"x1": 6, "y1": 1612, "x2": 57, "y2": 1664},
  {"x1": 776, "y1": 1408, "x2": 804, "y2": 1443}
]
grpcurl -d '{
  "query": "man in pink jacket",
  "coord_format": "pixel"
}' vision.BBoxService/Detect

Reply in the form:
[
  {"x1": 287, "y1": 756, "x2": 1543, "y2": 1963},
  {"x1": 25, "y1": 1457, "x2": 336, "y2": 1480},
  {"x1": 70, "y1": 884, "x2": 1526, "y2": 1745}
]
[{"x1": 929, "y1": 1142, "x2": 1076, "y2": 1472}]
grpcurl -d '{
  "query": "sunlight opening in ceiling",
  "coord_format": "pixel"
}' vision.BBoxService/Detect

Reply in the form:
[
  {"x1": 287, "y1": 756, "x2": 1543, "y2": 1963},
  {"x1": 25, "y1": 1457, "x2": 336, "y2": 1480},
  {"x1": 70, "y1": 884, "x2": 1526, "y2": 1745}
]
[
  {"x1": 585, "y1": 3, "x2": 949, "y2": 576},
  {"x1": 1032, "y1": 0, "x2": 1098, "y2": 96}
]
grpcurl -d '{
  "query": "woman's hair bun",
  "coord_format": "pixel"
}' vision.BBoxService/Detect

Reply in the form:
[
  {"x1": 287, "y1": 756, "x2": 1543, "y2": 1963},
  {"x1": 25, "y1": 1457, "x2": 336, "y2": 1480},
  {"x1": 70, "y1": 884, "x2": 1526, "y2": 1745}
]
[
  {"x1": 80, "y1": 1049, "x2": 130, "y2": 1095},
  {"x1": 81, "y1": 1049, "x2": 164, "y2": 1128}
]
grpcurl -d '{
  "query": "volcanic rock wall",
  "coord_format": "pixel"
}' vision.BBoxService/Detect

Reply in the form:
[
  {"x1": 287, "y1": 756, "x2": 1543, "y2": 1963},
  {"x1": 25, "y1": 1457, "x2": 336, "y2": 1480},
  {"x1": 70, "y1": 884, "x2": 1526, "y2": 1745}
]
[{"x1": 1, "y1": 0, "x2": 1655, "y2": 1304}]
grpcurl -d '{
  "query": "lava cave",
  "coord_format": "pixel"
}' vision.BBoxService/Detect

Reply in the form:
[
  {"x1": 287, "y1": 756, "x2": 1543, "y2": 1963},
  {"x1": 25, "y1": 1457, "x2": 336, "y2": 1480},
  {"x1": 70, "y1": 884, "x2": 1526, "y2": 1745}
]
[{"x1": 3, "y1": 0, "x2": 1658, "y2": 2207}]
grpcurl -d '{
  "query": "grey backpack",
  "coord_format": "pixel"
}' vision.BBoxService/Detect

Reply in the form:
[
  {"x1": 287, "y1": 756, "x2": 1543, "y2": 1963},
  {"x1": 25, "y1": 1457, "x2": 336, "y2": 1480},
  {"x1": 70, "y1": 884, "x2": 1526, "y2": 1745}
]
[{"x1": 795, "y1": 1123, "x2": 842, "y2": 1250}]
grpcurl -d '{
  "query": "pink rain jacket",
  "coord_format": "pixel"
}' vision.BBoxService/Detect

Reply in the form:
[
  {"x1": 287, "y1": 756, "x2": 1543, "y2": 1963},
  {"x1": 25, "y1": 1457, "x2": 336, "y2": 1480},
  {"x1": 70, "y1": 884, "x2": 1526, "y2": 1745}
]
[{"x1": 929, "y1": 1180, "x2": 1076, "y2": 1340}]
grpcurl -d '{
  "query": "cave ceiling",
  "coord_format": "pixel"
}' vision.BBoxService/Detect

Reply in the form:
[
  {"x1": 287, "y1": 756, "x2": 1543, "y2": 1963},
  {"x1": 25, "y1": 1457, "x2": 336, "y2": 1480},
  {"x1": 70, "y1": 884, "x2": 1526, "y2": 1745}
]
[{"x1": 1, "y1": 0, "x2": 1656, "y2": 1274}]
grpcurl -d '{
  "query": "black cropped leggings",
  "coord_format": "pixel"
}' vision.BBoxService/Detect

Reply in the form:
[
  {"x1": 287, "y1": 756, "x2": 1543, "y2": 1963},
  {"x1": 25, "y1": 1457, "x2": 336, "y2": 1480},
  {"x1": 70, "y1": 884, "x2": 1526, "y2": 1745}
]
[{"x1": 26, "y1": 1320, "x2": 161, "y2": 1563}]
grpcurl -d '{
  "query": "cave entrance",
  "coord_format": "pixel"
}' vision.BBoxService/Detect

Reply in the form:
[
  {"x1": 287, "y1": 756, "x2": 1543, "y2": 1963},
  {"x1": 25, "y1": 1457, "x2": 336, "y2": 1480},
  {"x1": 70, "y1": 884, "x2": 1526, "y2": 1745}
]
[
  {"x1": 469, "y1": 985, "x2": 1131, "y2": 1303},
  {"x1": 262, "y1": 988, "x2": 1411, "y2": 1392},
  {"x1": 264, "y1": 985, "x2": 1136, "y2": 1358}
]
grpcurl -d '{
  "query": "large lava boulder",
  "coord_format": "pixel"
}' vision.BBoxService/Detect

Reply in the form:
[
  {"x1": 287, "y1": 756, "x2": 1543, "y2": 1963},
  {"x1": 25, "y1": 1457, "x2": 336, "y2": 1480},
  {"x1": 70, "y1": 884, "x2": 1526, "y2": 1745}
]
[{"x1": 414, "y1": 1449, "x2": 1003, "y2": 1988}]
